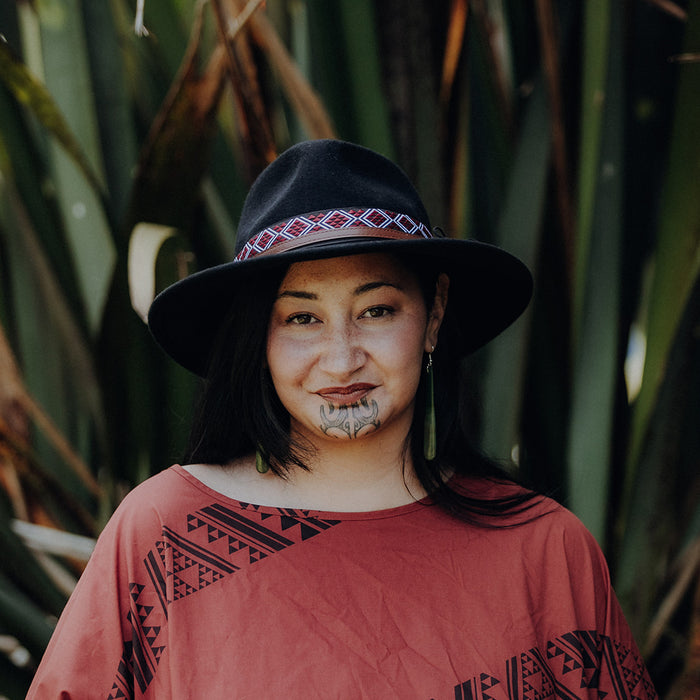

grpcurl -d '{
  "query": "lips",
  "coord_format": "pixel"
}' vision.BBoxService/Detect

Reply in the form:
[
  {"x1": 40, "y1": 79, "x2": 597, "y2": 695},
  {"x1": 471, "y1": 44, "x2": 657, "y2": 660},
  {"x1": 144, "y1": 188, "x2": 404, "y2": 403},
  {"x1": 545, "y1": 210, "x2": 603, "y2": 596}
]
[{"x1": 316, "y1": 383, "x2": 376, "y2": 404}]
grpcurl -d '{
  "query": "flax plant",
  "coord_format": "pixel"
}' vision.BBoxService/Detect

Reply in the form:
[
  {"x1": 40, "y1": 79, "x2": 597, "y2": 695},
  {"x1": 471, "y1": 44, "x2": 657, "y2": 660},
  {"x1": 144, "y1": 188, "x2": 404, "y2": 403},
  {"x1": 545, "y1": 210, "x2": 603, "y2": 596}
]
[{"x1": 0, "y1": 1, "x2": 697, "y2": 696}]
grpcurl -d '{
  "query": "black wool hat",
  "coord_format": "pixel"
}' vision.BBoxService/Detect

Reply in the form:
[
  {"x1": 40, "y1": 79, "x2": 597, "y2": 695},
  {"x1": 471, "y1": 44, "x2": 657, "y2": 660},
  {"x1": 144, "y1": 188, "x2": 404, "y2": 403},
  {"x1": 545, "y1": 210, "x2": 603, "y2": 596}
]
[{"x1": 148, "y1": 139, "x2": 532, "y2": 376}]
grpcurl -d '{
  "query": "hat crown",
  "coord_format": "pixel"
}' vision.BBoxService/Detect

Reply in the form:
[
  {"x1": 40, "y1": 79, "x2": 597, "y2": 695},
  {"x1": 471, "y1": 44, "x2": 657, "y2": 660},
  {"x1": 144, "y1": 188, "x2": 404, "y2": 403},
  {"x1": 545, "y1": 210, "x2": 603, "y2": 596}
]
[
  {"x1": 149, "y1": 139, "x2": 532, "y2": 375},
  {"x1": 235, "y1": 140, "x2": 431, "y2": 255}
]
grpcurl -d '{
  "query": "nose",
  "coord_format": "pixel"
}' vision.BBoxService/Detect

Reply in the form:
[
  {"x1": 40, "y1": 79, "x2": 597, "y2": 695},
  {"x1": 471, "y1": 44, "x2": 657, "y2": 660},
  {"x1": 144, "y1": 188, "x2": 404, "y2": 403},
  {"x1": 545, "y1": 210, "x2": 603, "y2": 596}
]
[{"x1": 317, "y1": 322, "x2": 366, "y2": 378}]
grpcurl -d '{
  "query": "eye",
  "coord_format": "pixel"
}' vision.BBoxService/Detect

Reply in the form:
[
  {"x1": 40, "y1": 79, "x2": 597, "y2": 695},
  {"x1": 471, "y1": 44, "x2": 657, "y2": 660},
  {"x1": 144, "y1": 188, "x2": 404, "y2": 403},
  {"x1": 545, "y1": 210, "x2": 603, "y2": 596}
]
[
  {"x1": 361, "y1": 306, "x2": 393, "y2": 319},
  {"x1": 286, "y1": 313, "x2": 317, "y2": 325}
]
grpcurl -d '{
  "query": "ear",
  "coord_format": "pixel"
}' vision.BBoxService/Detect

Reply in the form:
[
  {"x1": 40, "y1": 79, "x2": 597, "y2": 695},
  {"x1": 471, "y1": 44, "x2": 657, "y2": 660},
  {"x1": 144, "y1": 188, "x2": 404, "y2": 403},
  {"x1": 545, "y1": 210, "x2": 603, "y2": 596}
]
[{"x1": 424, "y1": 273, "x2": 449, "y2": 352}]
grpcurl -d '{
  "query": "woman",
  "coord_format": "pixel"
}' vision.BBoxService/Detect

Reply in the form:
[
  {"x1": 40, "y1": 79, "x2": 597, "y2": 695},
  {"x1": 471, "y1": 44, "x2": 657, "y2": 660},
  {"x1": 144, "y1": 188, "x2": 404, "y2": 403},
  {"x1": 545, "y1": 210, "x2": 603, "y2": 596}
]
[{"x1": 28, "y1": 140, "x2": 656, "y2": 699}]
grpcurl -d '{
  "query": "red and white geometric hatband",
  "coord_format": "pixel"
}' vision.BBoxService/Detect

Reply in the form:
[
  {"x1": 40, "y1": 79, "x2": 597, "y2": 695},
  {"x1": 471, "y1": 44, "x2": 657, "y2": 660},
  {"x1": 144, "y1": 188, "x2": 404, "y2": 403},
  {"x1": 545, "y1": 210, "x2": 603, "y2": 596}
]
[{"x1": 235, "y1": 207, "x2": 433, "y2": 261}]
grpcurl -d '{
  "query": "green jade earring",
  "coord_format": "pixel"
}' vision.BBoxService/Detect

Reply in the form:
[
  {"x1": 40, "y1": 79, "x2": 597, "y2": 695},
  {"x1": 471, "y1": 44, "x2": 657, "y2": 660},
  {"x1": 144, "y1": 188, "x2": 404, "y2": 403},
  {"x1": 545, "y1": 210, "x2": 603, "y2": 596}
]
[
  {"x1": 255, "y1": 446, "x2": 270, "y2": 474},
  {"x1": 423, "y1": 347, "x2": 436, "y2": 461}
]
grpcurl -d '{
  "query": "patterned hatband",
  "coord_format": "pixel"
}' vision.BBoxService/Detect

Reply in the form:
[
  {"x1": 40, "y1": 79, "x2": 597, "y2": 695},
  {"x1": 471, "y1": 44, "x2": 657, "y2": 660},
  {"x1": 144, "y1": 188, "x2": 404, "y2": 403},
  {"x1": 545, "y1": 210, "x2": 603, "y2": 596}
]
[{"x1": 235, "y1": 207, "x2": 433, "y2": 261}]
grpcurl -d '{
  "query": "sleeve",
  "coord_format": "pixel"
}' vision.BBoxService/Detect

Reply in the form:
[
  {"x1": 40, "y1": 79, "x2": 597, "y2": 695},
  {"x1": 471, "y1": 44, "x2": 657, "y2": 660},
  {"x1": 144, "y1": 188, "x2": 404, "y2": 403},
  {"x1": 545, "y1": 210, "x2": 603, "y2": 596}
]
[
  {"x1": 26, "y1": 484, "x2": 166, "y2": 699},
  {"x1": 544, "y1": 507, "x2": 659, "y2": 699}
]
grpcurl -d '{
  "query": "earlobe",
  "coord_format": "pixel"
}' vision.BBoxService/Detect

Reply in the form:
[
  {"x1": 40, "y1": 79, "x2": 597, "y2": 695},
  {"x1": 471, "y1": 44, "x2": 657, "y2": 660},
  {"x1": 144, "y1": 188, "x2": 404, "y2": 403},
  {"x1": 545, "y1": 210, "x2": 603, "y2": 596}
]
[{"x1": 425, "y1": 273, "x2": 450, "y2": 352}]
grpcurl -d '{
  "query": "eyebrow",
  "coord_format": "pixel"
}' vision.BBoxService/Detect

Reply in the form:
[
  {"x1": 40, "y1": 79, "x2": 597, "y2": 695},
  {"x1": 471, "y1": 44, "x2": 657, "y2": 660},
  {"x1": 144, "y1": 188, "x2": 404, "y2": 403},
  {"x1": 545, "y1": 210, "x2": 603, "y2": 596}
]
[{"x1": 276, "y1": 280, "x2": 401, "y2": 301}]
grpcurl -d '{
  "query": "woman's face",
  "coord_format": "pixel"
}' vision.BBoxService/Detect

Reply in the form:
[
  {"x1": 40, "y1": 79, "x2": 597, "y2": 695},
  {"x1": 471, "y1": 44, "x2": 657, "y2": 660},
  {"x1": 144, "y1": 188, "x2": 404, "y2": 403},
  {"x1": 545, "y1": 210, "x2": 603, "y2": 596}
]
[{"x1": 266, "y1": 253, "x2": 447, "y2": 448}]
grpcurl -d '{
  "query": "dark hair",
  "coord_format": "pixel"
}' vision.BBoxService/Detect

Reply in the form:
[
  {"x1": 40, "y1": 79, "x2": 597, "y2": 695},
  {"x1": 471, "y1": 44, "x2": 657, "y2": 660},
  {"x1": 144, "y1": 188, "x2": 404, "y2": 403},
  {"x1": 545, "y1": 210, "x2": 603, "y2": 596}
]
[{"x1": 186, "y1": 253, "x2": 542, "y2": 525}]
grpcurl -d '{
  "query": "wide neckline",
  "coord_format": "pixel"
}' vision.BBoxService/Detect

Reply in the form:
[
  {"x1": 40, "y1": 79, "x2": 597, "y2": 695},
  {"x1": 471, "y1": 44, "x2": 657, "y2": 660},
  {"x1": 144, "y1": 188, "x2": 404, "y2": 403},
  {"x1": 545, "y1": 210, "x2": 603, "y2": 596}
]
[{"x1": 171, "y1": 464, "x2": 434, "y2": 522}]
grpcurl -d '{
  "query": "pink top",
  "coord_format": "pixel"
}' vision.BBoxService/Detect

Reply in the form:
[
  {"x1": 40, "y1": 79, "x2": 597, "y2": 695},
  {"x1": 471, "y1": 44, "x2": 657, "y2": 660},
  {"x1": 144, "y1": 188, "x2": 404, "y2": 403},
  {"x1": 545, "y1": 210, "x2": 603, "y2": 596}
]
[{"x1": 28, "y1": 465, "x2": 657, "y2": 699}]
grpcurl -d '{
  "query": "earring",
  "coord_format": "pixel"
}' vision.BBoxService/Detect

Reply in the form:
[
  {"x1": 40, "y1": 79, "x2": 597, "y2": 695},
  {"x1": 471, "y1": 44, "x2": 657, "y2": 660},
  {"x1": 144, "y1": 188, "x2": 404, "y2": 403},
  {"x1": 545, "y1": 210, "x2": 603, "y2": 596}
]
[
  {"x1": 255, "y1": 446, "x2": 270, "y2": 474},
  {"x1": 424, "y1": 347, "x2": 436, "y2": 461}
]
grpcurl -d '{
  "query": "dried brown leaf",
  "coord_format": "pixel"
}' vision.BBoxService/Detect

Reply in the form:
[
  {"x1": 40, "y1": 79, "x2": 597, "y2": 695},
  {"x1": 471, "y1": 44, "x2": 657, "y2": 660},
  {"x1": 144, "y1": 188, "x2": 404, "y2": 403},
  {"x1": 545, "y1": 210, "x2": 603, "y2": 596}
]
[
  {"x1": 440, "y1": 0, "x2": 469, "y2": 107},
  {"x1": 0, "y1": 322, "x2": 102, "y2": 499},
  {"x1": 666, "y1": 556, "x2": 700, "y2": 699},
  {"x1": 645, "y1": 538, "x2": 700, "y2": 657},
  {"x1": 213, "y1": 0, "x2": 277, "y2": 179},
  {"x1": 130, "y1": 0, "x2": 230, "y2": 227},
  {"x1": 535, "y1": 0, "x2": 575, "y2": 295},
  {"x1": 644, "y1": 0, "x2": 688, "y2": 22},
  {"x1": 247, "y1": 9, "x2": 336, "y2": 140}
]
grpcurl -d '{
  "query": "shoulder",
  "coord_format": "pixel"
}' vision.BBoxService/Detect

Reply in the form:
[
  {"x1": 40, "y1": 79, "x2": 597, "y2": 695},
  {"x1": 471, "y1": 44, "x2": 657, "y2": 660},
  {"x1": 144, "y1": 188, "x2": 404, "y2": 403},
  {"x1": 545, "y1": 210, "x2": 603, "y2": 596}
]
[
  {"x1": 527, "y1": 496, "x2": 607, "y2": 571},
  {"x1": 452, "y1": 475, "x2": 608, "y2": 571},
  {"x1": 98, "y1": 465, "x2": 212, "y2": 545},
  {"x1": 111, "y1": 464, "x2": 190, "y2": 512}
]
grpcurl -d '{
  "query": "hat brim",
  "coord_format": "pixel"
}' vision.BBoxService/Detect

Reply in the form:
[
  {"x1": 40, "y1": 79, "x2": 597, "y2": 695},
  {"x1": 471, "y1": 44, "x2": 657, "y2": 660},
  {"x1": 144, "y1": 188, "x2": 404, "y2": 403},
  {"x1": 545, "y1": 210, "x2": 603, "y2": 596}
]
[{"x1": 147, "y1": 237, "x2": 533, "y2": 376}]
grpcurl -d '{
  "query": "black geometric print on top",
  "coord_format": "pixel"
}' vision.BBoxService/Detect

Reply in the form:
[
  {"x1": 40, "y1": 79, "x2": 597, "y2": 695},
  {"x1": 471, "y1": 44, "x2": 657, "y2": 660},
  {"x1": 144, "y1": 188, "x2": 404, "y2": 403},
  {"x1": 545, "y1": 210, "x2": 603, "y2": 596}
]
[
  {"x1": 108, "y1": 583, "x2": 166, "y2": 699},
  {"x1": 109, "y1": 499, "x2": 654, "y2": 700},
  {"x1": 109, "y1": 502, "x2": 340, "y2": 698},
  {"x1": 432, "y1": 630, "x2": 655, "y2": 700}
]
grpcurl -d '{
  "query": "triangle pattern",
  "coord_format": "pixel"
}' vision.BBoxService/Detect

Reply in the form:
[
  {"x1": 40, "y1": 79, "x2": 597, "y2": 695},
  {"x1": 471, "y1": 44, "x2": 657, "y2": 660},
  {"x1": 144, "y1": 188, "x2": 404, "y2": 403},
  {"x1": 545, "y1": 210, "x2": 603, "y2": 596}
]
[
  {"x1": 521, "y1": 678, "x2": 539, "y2": 700},
  {"x1": 279, "y1": 514, "x2": 325, "y2": 541},
  {"x1": 480, "y1": 673, "x2": 499, "y2": 690},
  {"x1": 137, "y1": 604, "x2": 154, "y2": 624},
  {"x1": 187, "y1": 514, "x2": 206, "y2": 532},
  {"x1": 129, "y1": 582, "x2": 145, "y2": 601},
  {"x1": 300, "y1": 522, "x2": 322, "y2": 541},
  {"x1": 109, "y1": 503, "x2": 347, "y2": 695},
  {"x1": 541, "y1": 674, "x2": 554, "y2": 696},
  {"x1": 562, "y1": 655, "x2": 582, "y2": 674},
  {"x1": 155, "y1": 540, "x2": 168, "y2": 567},
  {"x1": 228, "y1": 536, "x2": 245, "y2": 554},
  {"x1": 207, "y1": 525, "x2": 226, "y2": 543},
  {"x1": 622, "y1": 664, "x2": 642, "y2": 686},
  {"x1": 173, "y1": 575, "x2": 197, "y2": 600},
  {"x1": 547, "y1": 640, "x2": 564, "y2": 658},
  {"x1": 521, "y1": 653, "x2": 540, "y2": 677},
  {"x1": 580, "y1": 662, "x2": 599, "y2": 689},
  {"x1": 198, "y1": 563, "x2": 224, "y2": 588},
  {"x1": 144, "y1": 625, "x2": 161, "y2": 644},
  {"x1": 172, "y1": 551, "x2": 197, "y2": 573},
  {"x1": 279, "y1": 514, "x2": 300, "y2": 531}
]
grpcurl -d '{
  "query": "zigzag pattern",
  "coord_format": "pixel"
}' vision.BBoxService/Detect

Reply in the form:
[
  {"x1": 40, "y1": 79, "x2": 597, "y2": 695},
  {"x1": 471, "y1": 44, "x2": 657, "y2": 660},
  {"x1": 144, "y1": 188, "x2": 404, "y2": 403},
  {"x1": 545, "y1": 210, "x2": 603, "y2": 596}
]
[
  {"x1": 442, "y1": 630, "x2": 654, "y2": 700},
  {"x1": 236, "y1": 207, "x2": 432, "y2": 260},
  {"x1": 108, "y1": 501, "x2": 654, "y2": 700},
  {"x1": 108, "y1": 584, "x2": 166, "y2": 699},
  {"x1": 109, "y1": 502, "x2": 340, "y2": 697}
]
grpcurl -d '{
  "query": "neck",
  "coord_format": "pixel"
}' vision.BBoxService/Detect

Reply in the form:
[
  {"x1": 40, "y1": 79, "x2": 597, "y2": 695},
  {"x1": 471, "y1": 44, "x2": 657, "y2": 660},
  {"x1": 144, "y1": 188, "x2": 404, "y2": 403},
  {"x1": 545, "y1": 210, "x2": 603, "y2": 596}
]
[
  {"x1": 281, "y1": 431, "x2": 425, "y2": 511},
  {"x1": 185, "y1": 421, "x2": 428, "y2": 513}
]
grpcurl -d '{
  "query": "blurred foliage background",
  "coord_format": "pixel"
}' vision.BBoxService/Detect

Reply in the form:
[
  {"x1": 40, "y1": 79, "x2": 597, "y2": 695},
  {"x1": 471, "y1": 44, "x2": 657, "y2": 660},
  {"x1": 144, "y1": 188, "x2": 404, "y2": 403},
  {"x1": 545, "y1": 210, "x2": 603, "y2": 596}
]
[{"x1": 0, "y1": 0, "x2": 698, "y2": 696}]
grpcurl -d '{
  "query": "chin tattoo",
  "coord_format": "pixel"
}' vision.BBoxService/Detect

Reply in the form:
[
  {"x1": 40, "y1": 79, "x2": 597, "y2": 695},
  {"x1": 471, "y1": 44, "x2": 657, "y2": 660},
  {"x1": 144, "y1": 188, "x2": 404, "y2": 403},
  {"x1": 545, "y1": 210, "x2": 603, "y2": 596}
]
[{"x1": 320, "y1": 397, "x2": 380, "y2": 438}]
